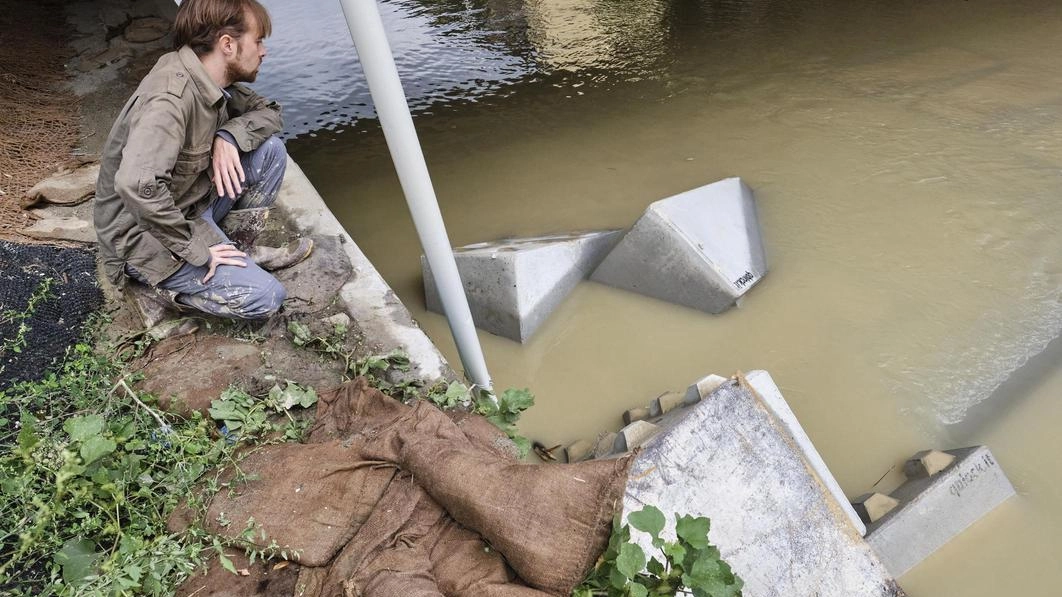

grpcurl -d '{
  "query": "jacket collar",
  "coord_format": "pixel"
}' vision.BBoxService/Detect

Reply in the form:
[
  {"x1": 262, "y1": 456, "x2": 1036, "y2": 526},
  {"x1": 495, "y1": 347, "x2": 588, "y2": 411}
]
[{"x1": 177, "y1": 45, "x2": 225, "y2": 107}]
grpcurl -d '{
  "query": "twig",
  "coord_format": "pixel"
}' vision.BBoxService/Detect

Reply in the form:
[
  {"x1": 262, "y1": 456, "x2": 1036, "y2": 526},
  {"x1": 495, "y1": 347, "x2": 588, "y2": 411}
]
[{"x1": 113, "y1": 377, "x2": 171, "y2": 433}]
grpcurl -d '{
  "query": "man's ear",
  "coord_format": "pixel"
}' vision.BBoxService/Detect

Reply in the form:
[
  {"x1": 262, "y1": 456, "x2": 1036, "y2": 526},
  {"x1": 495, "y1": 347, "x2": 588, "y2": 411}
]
[{"x1": 217, "y1": 33, "x2": 236, "y2": 56}]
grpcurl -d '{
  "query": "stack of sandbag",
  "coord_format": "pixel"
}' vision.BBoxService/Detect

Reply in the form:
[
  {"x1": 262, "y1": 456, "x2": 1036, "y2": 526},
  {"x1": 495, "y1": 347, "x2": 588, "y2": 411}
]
[{"x1": 173, "y1": 377, "x2": 632, "y2": 597}]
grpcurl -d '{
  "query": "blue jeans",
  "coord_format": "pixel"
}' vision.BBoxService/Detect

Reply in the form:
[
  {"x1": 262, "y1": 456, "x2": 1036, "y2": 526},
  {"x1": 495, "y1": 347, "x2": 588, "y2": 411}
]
[{"x1": 128, "y1": 136, "x2": 288, "y2": 320}]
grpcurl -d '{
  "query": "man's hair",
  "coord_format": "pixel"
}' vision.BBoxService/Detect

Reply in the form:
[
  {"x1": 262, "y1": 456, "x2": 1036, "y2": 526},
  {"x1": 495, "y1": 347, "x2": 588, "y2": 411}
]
[{"x1": 174, "y1": 0, "x2": 272, "y2": 56}]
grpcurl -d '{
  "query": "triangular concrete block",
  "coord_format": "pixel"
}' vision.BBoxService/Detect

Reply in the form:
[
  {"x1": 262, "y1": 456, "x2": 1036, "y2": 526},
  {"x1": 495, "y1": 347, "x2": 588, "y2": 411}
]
[
  {"x1": 423, "y1": 230, "x2": 622, "y2": 342},
  {"x1": 591, "y1": 177, "x2": 767, "y2": 313}
]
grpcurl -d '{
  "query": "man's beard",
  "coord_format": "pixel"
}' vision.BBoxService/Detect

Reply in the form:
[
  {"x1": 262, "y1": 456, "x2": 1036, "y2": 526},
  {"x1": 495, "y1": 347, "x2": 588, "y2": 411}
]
[{"x1": 227, "y1": 47, "x2": 258, "y2": 83}]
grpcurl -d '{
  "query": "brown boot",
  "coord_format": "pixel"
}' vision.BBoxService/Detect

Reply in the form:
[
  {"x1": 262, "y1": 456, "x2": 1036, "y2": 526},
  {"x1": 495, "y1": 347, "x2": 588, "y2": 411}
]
[
  {"x1": 125, "y1": 282, "x2": 198, "y2": 340},
  {"x1": 248, "y1": 237, "x2": 314, "y2": 271}
]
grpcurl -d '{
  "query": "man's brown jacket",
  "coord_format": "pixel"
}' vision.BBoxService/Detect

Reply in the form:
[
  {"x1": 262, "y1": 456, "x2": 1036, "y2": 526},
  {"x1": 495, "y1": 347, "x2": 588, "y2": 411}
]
[{"x1": 94, "y1": 45, "x2": 282, "y2": 286}]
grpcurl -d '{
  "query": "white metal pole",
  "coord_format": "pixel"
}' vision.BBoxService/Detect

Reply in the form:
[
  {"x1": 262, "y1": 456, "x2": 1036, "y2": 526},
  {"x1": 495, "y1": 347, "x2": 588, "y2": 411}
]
[{"x1": 339, "y1": 0, "x2": 493, "y2": 392}]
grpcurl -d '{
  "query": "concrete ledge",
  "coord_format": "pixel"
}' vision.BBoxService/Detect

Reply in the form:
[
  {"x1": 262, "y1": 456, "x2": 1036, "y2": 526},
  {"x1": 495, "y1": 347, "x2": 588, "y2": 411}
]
[
  {"x1": 624, "y1": 371, "x2": 902, "y2": 597},
  {"x1": 276, "y1": 157, "x2": 453, "y2": 382}
]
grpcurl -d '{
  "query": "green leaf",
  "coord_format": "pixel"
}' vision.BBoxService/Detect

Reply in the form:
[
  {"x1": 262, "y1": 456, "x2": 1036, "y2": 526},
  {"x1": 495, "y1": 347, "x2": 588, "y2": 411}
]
[
  {"x1": 689, "y1": 552, "x2": 722, "y2": 579},
  {"x1": 662, "y1": 541, "x2": 687, "y2": 565},
  {"x1": 628, "y1": 505, "x2": 665, "y2": 540},
  {"x1": 65, "y1": 414, "x2": 105, "y2": 442},
  {"x1": 646, "y1": 557, "x2": 665, "y2": 577},
  {"x1": 287, "y1": 321, "x2": 313, "y2": 346},
  {"x1": 218, "y1": 552, "x2": 237, "y2": 575},
  {"x1": 80, "y1": 436, "x2": 117, "y2": 465},
  {"x1": 509, "y1": 435, "x2": 531, "y2": 458},
  {"x1": 499, "y1": 388, "x2": 534, "y2": 413},
  {"x1": 615, "y1": 542, "x2": 646, "y2": 579},
  {"x1": 675, "y1": 514, "x2": 711, "y2": 549},
  {"x1": 609, "y1": 565, "x2": 629, "y2": 590},
  {"x1": 17, "y1": 412, "x2": 39, "y2": 453},
  {"x1": 628, "y1": 583, "x2": 649, "y2": 597},
  {"x1": 54, "y1": 538, "x2": 100, "y2": 585},
  {"x1": 270, "y1": 382, "x2": 319, "y2": 410}
]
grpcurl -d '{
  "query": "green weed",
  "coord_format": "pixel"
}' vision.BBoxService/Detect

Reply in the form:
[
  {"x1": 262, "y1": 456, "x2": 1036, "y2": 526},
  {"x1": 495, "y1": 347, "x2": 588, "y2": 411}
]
[{"x1": 574, "y1": 505, "x2": 743, "y2": 597}]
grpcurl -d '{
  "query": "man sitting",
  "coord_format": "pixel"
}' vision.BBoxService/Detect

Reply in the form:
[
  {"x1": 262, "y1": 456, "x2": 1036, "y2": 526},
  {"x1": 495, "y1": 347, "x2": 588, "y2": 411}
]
[{"x1": 94, "y1": 0, "x2": 310, "y2": 333}]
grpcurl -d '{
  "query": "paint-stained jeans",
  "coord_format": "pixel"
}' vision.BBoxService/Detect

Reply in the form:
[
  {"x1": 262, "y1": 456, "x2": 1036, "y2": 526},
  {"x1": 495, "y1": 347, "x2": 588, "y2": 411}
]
[{"x1": 127, "y1": 135, "x2": 288, "y2": 319}]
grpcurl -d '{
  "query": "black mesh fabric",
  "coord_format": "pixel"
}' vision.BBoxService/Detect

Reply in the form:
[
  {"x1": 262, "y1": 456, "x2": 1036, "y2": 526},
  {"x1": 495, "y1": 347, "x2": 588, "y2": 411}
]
[{"x1": 0, "y1": 241, "x2": 103, "y2": 391}]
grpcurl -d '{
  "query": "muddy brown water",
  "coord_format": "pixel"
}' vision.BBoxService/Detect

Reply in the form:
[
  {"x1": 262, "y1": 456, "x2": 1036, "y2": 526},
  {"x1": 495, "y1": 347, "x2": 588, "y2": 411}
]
[{"x1": 258, "y1": 0, "x2": 1061, "y2": 594}]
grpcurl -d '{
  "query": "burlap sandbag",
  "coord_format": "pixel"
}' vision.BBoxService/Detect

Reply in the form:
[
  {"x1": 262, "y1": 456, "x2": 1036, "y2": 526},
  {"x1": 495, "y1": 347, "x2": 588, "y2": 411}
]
[
  {"x1": 315, "y1": 380, "x2": 632, "y2": 596},
  {"x1": 199, "y1": 440, "x2": 397, "y2": 567},
  {"x1": 311, "y1": 469, "x2": 551, "y2": 597}
]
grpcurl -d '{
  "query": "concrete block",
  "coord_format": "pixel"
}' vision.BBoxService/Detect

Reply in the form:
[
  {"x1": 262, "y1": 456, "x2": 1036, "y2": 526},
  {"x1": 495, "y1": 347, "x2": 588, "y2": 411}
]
[
  {"x1": 853, "y1": 493, "x2": 900, "y2": 524},
  {"x1": 683, "y1": 373, "x2": 728, "y2": 404},
  {"x1": 614, "y1": 420, "x2": 660, "y2": 452},
  {"x1": 651, "y1": 391, "x2": 685, "y2": 416},
  {"x1": 565, "y1": 439, "x2": 593, "y2": 463},
  {"x1": 593, "y1": 432, "x2": 618, "y2": 459},
  {"x1": 903, "y1": 449, "x2": 955, "y2": 479},
  {"x1": 591, "y1": 178, "x2": 767, "y2": 314},
  {"x1": 423, "y1": 230, "x2": 622, "y2": 342},
  {"x1": 622, "y1": 407, "x2": 650, "y2": 426},
  {"x1": 867, "y1": 446, "x2": 1015, "y2": 578},
  {"x1": 625, "y1": 371, "x2": 901, "y2": 597}
]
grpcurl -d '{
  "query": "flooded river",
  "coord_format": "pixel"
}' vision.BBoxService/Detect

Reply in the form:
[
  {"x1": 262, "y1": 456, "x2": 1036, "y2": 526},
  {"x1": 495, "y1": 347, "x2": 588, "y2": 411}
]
[{"x1": 257, "y1": 0, "x2": 1062, "y2": 594}]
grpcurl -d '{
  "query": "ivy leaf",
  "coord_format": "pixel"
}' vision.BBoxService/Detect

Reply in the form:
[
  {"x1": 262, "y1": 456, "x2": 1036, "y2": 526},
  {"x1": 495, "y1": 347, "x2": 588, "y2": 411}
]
[
  {"x1": 615, "y1": 542, "x2": 646, "y2": 579},
  {"x1": 54, "y1": 538, "x2": 99, "y2": 585},
  {"x1": 609, "y1": 565, "x2": 629, "y2": 590},
  {"x1": 662, "y1": 541, "x2": 687, "y2": 565},
  {"x1": 628, "y1": 505, "x2": 665, "y2": 541},
  {"x1": 628, "y1": 583, "x2": 649, "y2": 597},
  {"x1": 499, "y1": 388, "x2": 534, "y2": 414},
  {"x1": 675, "y1": 514, "x2": 711, "y2": 549},
  {"x1": 65, "y1": 414, "x2": 105, "y2": 442},
  {"x1": 689, "y1": 552, "x2": 722, "y2": 579},
  {"x1": 646, "y1": 557, "x2": 666, "y2": 577}
]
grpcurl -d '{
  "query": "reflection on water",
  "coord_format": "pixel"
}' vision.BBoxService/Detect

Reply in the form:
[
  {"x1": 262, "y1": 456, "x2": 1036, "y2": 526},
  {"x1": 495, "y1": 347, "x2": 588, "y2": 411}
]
[{"x1": 260, "y1": 1, "x2": 1062, "y2": 595}]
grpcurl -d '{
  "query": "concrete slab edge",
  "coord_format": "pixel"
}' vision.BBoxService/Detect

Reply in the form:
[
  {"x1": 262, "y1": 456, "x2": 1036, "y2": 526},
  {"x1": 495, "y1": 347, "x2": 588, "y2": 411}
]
[
  {"x1": 744, "y1": 370, "x2": 868, "y2": 536},
  {"x1": 275, "y1": 157, "x2": 453, "y2": 383}
]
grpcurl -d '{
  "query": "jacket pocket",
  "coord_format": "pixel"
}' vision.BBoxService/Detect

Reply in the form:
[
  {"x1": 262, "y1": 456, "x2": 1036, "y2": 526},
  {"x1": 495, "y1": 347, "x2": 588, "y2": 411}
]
[{"x1": 173, "y1": 148, "x2": 210, "y2": 177}]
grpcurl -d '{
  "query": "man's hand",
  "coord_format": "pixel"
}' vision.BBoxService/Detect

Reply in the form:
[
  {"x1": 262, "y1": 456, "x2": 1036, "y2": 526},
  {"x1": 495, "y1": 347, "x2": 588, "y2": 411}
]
[
  {"x1": 203, "y1": 243, "x2": 247, "y2": 283},
  {"x1": 212, "y1": 135, "x2": 244, "y2": 199}
]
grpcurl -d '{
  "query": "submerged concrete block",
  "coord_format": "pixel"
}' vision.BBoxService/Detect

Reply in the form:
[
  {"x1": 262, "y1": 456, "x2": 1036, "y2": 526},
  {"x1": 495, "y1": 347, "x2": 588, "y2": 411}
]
[
  {"x1": 853, "y1": 493, "x2": 900, "y2": 524},
  {"x1": 591, "y1": 178, "x2": 767, "y2": 313},
  {"x1": 624, "y1": 371, "x2": 901, "y2": 597},
  {"x1": 423, "y1": 230, "x2": 622, "y2": 342},
  {"x1": 903, "y1": 449, "x2": 955, "y2": 479},
  {"x1": 614, "y1": 420, "x2": 660, "y2": 452},
  {"x1": 622, "y1": 407, "x2": 651, "y2": 426},
  {"x1": 593, "y1": 432, "x2": 618, "y2": 459},
  {"x1": 565, "y1": 439, "x2": 594, "y2": 463},
  {"x1": 684, "y1": 373, "x2": 729, "y2": 404},
  {"x1": 651, "y1": 392, "x2": 686, "y2": 416},
  {"x1": 868, "y1": 446, "x2": 1015, "y2": 578}
]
